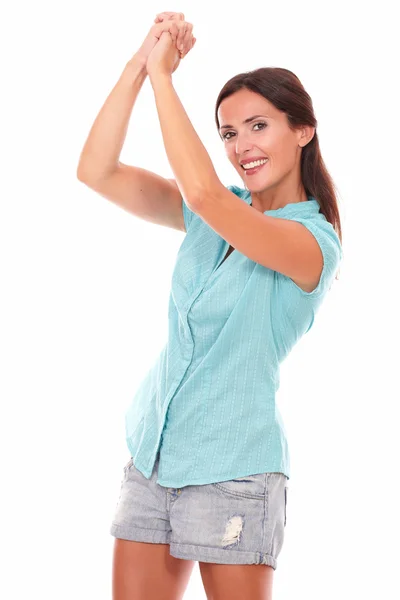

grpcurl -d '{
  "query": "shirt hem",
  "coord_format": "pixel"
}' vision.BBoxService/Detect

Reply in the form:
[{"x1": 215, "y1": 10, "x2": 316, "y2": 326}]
[{"x1": 132, "y1": 461, "x2": 290, "y2": 488}]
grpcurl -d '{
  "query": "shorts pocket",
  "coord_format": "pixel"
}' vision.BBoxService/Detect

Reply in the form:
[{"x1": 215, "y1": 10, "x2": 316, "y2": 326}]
[{"x1": 211, "y1": 472, "x2": 269, "y2": 499}]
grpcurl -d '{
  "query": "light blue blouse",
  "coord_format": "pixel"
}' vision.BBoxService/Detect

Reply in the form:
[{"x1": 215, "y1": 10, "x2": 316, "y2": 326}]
[{"x1": 123, "y1": 185, "x2": 343, "y2": 487}]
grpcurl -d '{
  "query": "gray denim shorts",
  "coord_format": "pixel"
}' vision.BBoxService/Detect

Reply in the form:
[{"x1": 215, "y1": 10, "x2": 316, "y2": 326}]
[{"x1": 110, "y1": 452, "x2": 288, "y2": 570}]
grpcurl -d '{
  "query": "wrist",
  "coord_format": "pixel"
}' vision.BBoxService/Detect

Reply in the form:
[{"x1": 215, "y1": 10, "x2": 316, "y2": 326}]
[
  {"x1": 126, "y1": 53, "x2": 148, "y2": 75},
  {"x1": 148, "y1": 70, "x2": 172, "y2": 86}
]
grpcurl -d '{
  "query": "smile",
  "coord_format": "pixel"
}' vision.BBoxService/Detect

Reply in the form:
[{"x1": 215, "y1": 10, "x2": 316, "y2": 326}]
[{"x1": 241, "y1": 159, "x2": 269, "y2": 176}]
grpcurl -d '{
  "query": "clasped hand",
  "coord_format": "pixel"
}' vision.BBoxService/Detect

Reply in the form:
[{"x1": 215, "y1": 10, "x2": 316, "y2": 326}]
[{"x1": 139, "y1": 12, "x2": 196, "y2": 78}]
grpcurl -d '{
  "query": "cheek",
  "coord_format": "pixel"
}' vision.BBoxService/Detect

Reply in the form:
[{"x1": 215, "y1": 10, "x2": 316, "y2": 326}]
[
  {"x1": 272, "y1": 133, "x2": 297, "y2": 161},
  {"x1": 226, "y1": 148, "x2": 238, "y2": 166}
]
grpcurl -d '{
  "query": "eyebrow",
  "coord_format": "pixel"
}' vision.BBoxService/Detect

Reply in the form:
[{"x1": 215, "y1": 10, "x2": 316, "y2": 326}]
[{"x1": 219, "y1": 115, "x2": 268, "y2": 131}]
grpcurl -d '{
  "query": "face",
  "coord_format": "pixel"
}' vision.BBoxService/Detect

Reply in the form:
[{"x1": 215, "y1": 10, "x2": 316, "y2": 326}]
[{"x1": 218, "y1": 88, "x2": 312, "y2": 193}]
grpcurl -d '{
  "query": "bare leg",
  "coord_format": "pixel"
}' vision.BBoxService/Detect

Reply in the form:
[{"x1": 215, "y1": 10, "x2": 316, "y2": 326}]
[
  {"x1": 199, "y1": 562, "x2": 274, "y2": 600},
  {"x1": 112, "y1": 538, "x2": 195, "y2": 600}
]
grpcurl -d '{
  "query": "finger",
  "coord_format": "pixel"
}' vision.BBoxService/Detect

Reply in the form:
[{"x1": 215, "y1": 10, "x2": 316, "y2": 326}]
[
  {"x1": 154, "y1": 12, "x2": 174, "y2": 22},
  {"x1": 180, "y1": 35, "x2": 196, "y2": 59},
  {"x1": 169, "y1": 22, "x2": 179, "y2": 43},
  {"x1": 182, "y1": 23, "x2": 193, "y2": 55},
  {"x1": 154, "y1": 14, "x2": 165, "y2": 23},
  {"x1": 153, "y1": 20, "x2": 177, "y2": 40},
  {"x1": 177, "y1": 22, "x2": 192, "y2": 56},
  {"x1": 190, "y1": 36, "x2": 197, "y2": 55},
  {"x1": 154, "y1": 12, "x2": 184, "y2": 23},
  {"x1": 176, "y1": 22, "x2": 188, "y2": 51}
]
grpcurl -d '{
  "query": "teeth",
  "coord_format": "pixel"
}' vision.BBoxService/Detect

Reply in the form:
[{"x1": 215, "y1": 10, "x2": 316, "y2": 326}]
[{"x1": 242, "y1": 158, "x2": 268, "y2": 170}]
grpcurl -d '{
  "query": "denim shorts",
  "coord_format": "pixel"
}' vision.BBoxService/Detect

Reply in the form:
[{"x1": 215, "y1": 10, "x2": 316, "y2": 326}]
[{"x1": 110, "y1": 452, "x2": 288, "y2": 570}]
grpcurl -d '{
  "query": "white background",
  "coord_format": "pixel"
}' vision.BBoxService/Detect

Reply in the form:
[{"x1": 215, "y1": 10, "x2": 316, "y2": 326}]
[{"x1": 2, "y1": 1, "x2": 399, "y2": 598}]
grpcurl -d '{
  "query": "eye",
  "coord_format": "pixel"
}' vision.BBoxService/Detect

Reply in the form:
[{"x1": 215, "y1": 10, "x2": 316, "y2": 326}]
[{"x1": 222, "y1": 121, "x2": 267, "y2": 141}]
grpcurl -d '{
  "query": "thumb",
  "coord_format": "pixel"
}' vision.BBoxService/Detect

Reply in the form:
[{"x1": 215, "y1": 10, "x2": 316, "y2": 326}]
[{"x1": 160, "y1": 30, "x2": 173, "y2": 42}]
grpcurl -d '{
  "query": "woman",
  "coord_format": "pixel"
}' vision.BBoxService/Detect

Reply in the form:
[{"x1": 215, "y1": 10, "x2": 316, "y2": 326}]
[{"x1": 77, "y1": 11, "x2": 343, "y2": 600}]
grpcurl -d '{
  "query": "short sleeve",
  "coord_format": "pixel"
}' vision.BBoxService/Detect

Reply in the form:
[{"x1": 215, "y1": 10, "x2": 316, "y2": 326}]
[
  {"x1": 182, "y1": 198, "x2": 195, "y2": 233},
  {"x1": 226, "y1": 184, "x2": 245, "y2": 198},
  {"x1": 285, "y1": 216, "x2": 343, "y2": 299}
]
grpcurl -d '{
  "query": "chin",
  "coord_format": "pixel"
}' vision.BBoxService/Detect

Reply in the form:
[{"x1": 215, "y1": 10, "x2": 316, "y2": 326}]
[{"x1": 242, "y1": 179, "x2": 270, "y2": 192}]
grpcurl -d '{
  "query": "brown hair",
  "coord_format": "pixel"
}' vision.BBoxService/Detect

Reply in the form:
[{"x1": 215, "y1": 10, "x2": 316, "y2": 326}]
[{"x1": 215, "y1": 67, "x2": 343, "y2": 246}]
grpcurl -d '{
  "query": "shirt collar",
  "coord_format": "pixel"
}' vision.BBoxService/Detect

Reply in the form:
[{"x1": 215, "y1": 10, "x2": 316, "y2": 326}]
[{"x1": 243, "y1": 190, "x2": 320, "y2": 216}]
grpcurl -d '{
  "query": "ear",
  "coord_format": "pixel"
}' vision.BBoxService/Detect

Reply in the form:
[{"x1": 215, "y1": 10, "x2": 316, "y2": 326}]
[{"x1": 298, "y1": 125, "x2": 315, "y2": 148}]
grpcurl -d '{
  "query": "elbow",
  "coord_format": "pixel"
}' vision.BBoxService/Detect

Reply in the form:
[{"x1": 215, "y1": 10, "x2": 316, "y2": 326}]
[
  {"x1": 179, "y1": 188, "x2": 203, "y2": 212},
  {"x1": 182, "y1": 177, "x2": 223, "y2": 211},
  {"x1": 76, "y1": 164, "x2": 91, "y2": 183},
  {"x1": 76, "y1": 164, "x2": 113, "y2": 186},
  {"x1": 187, "y1": 185, "x2": 216, "y2": 210}
]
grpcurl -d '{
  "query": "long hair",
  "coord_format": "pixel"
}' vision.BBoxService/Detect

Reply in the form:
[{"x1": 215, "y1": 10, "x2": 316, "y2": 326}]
[{"x1": 214, "y1": 67, "x2": 343, "y2": 247}]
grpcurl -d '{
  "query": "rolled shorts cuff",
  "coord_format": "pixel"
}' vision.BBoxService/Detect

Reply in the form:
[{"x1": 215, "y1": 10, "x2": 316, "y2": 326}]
[
  {"x1": 170, "y1": 542, "x2": 277, "y2": 569},
  {"x1": 110, "y1": 523, "x2": 277, "y2": 569},
  {"x1": 110, "y1": 522, "x2": 170, "y2": 545}
]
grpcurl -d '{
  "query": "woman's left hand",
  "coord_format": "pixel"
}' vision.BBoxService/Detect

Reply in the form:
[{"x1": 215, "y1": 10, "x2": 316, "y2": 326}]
[{"x1": 147, "y1": 19, "x2": 196, "y2": 78}]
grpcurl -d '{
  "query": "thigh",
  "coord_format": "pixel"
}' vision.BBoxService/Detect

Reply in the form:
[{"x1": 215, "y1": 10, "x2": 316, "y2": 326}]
[
  {"x1": 112, "y1": 538, "x2": 195, "y2": 600},
  {"x1": 199, "y1": 561, "x2": 274, "y2": 600}
]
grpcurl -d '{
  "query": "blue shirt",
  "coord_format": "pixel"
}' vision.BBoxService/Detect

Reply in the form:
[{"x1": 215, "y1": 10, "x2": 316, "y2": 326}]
[{"x1": 124, "y1": 185, "x2": 343, "y2": 488}]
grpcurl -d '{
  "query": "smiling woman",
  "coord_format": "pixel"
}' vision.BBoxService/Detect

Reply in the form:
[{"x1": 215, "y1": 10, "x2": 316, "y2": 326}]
[
  {"x1": 214, "y1": 67, "x2": 342, "y2": 239},
  {"x1": 77, "y1": 11, "x2": 343, "y2": 600}
]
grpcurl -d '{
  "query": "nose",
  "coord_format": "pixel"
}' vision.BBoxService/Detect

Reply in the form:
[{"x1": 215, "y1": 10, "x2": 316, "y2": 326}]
[{"x1": 235, "y1": 134, "x2": 254, "y2": 161}]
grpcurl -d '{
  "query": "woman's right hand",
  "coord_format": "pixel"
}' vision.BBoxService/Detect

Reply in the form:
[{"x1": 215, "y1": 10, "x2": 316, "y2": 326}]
[{"x1": 135, "y1": 12, "x2": 195, "y2": 69}]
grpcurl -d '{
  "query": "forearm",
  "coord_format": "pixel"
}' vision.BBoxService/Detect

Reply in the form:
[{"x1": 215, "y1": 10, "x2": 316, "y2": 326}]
[
  {"x1": 149, "y1": 73, "x2": 220, "y2": 203},
  {"x1": 77, "y1": 55, "x2": 147, "y2": 182}
]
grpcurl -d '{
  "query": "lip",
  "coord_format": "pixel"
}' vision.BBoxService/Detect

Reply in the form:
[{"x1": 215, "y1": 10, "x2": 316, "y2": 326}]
[
  {"x1": 239, "y1": 156, "x2": 268, "y2": 166},
  {"x1": 243, "y1": 160, "x2": 268, "y2": 176}
]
